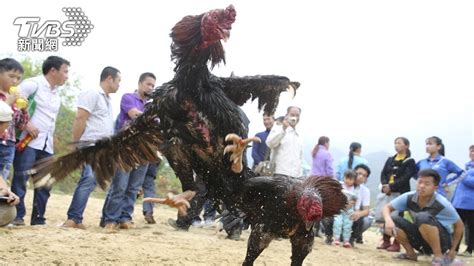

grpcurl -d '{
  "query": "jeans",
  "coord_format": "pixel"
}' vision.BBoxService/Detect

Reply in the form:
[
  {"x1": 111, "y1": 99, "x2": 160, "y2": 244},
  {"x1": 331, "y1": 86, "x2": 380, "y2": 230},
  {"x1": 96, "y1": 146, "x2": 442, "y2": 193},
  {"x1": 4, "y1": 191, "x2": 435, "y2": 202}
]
[
  {"x1": 11, "y1": 146, "x2": 52, "y2": 225},
  {"x1": 66, "y1": 164, "x2": 97, "y2": 224},
  {"x1": 0, "y1": 140, "x2": 16, "y2": 181},
  {"x1": 102, "y1": 164, "x2": 148, "y2": 224},
  {"x1": 142, "y1": 163, "x2": 157, "y2": 215}
]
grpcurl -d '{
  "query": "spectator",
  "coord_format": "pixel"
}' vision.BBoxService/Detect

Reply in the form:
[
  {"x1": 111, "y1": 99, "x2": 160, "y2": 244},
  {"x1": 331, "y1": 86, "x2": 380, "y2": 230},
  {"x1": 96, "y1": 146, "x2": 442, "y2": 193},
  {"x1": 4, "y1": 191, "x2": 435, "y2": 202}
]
[
  {"x1": 376, "y1": 137, "x2": 417, "y2": 252},
  {"x1": 101, "y1": 72, "x2": 156, "y2": 232},
  {"x1": 332, "y1": 170, "x2": 358, "y2": 248},
  {"x1": 350, "y1": 164, "x2": 373, "y2": 245},
  {"x1": 383, "y1": 169, "x2": 464, "y2": 265},
  {"x1": 266, "y1": 106, "x2": 303, "y2": 178},
  {"x1": 0, "y1": 58, "x2": 28, "y2": 182},
  {"x1": 11, "y1": 56, "x2": 70, "y2": 226},
  {"x1": 451, "y1": 145, "x2": 474, "y2": 257},
  {"x1": 310, "y1": 136, "x2": 333, "y2": 177},
  {"x1": 251, "y1": 113, "x2": 274, "y2": 168},
  {"x1": 335, "y1": 142, "x2": 368, "y2": 181},
  {"x1": 416, "y1": 136, "x2": 464, "y2": 197},
  {"x1": 60, "y1": 67, "x2": 121, "y2": 229}
]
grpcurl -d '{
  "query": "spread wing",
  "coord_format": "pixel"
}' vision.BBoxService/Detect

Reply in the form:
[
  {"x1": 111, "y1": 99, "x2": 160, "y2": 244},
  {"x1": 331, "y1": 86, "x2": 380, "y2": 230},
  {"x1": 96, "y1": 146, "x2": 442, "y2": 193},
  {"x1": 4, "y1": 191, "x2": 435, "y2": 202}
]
[
  {"x1": 29, "y1": 103, "x2": 164, "y2": 189},
  {"x1": 217, "y1": 74, "x2": 300, "y2": 115}
]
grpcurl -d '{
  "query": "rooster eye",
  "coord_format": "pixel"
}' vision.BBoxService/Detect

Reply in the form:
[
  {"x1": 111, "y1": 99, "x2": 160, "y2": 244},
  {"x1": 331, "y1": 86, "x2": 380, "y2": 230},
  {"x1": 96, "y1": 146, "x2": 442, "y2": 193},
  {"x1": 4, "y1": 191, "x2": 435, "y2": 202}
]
[{"x1": 213, "y1": 16, "x2": 217, "y2": 20}]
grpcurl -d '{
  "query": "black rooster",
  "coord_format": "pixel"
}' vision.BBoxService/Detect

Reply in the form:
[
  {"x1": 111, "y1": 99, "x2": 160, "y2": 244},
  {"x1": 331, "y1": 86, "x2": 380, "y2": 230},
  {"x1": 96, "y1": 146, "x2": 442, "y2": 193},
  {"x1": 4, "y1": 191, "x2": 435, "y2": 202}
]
[{"x1": 29, "y1": 6, "x2": 298, "y2": 213}]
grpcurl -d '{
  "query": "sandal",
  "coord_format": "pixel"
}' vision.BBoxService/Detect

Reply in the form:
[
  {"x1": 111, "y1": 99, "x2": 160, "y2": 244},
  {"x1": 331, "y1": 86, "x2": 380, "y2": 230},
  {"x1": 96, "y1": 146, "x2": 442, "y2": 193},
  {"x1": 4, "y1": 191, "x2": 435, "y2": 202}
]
[{"x1": 393, "y1": 253, "x2": 418, "y2": 261}]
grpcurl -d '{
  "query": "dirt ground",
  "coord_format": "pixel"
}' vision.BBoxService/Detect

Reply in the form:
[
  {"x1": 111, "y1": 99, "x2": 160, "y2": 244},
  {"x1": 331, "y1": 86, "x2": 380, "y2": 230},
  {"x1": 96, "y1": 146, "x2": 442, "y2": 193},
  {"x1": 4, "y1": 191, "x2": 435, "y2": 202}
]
[{"x1": 0, "y1": 191, "x2": 472, "y2": 265}]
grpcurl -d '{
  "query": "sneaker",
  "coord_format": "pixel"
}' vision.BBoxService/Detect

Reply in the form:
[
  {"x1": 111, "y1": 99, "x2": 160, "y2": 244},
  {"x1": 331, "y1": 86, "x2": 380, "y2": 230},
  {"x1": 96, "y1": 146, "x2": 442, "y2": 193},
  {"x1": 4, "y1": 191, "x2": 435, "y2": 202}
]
[
  {"x1": 356, "y1": 237, "x2": 364, "y2": 244},
  {"x1": 104, "y1": 223, "x2": 118, "y2": 233},
  {"x1": 333, "y1": 240, "x2": 340, "y2": 246},
  {"x1": 192, "y1": 220, "x2": 203, "y2": 227},
  {"x1": 458, "y1": 250, "x2": 472, "y2": 257},
  {"x1": 167, "y1": 218, "x2": 188, "y2": 231},
  {"x1": 12, "y1": 218, "x2": 25, "y2": 226},
  {"x1": 343, "y1": 241, "x2": 352, "y2": 248},
  {"x1": 144, "y1": 213, "x2": 156, "y2": 224},
  {"x1": 60, "y1": 219, "x2": 86, "y2": 229},
  {"x1": 119, "y1": 221, "x2": 135, "y2": 229}
]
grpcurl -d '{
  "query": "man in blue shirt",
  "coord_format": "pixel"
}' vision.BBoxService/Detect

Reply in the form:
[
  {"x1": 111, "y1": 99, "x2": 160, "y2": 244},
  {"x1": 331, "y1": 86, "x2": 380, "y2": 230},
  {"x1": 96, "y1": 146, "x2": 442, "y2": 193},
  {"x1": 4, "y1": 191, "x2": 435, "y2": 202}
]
[
  {"x1": 382, "y1": 169, "x2": 464, "y2": 265},
  {"x1": 251, "y1": 113, "x2": 273, "y2": 168}
]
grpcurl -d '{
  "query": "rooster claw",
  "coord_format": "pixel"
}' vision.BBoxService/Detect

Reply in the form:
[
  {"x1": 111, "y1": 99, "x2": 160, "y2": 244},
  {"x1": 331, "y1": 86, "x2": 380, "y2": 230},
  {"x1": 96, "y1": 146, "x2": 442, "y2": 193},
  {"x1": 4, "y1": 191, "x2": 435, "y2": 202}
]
[
  {"x1": 144, "y1": 191, "x2": 196, "y2": 216},
  {"x1": 224, "y1": 134, "x2": 260, "y2": 173}
]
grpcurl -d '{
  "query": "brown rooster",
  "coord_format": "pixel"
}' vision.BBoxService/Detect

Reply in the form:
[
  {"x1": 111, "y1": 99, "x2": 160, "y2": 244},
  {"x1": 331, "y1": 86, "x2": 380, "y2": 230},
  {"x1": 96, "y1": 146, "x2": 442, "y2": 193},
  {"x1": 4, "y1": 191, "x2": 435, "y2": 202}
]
[{"x1": 222, "y1": 135, "x2": 347, "y2": 265}]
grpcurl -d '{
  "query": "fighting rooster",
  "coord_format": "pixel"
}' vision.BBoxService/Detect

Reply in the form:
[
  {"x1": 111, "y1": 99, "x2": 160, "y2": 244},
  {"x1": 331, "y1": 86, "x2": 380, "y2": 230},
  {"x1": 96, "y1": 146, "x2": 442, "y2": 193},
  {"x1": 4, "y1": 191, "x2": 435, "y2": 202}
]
[
  {"x1": 29, "y1": 6, "x2": 297, "y2": 213},
  {"x1": 221, "y1": 135, "x2": 347, "y2": 265}
]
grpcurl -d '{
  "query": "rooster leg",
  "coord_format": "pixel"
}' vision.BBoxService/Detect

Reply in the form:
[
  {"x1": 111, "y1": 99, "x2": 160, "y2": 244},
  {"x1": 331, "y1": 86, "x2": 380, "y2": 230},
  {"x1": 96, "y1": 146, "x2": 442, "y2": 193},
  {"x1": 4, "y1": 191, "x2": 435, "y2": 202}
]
[
  {"x1": 242, "y1": 224, "x2": 273, "y2": 266},
  {"x1": 224, "y1": 134, "x2": 261, "y2": 173},
  {"x1": 144, "y1": 190, "x2": 196, "y2": 216},
  {"x1": 289, "y1": 230, "x2": 314, "y2": 266}
]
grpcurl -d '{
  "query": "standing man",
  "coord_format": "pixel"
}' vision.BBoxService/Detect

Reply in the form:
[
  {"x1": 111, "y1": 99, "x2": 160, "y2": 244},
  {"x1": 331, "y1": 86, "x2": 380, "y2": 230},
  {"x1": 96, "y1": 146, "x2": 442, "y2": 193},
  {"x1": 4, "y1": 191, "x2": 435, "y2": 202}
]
[
  {"x1": 11, "y1": 56, "x2": 69, "y2": 226},
  {"x1": 251, "y1": 113, "x2": 274, "y2": 168},
  {"x1": 101, "y1": 72, "x2": 156, "y2": 232},
  {"x1": 61, "y1": 67, "x2": 121, "y2": 229},
  {"x1": 266, "y1": 106, "x2": 303, "y2": 178}
]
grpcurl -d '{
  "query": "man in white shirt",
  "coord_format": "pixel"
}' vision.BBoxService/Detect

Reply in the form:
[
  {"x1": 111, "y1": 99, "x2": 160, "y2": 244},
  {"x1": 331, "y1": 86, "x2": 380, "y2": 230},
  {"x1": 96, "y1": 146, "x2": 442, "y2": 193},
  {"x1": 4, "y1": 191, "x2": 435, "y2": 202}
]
[
  {"x1": 61, "y1": 67, "x2": 121, "y2": 229},
  {"x1": 350, "y1": 164, "x2": 373, "y2": 246},
  {"x1": 11, "y1": 56, "x2": 70, "y2": 226},
  {"x1": 266, "y1": 106, "x2": 303, "y2": 178}
]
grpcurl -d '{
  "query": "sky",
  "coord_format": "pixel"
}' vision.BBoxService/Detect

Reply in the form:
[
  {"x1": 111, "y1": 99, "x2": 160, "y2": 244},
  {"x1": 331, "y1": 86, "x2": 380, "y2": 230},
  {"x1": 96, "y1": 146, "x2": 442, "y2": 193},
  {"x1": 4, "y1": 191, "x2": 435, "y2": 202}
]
[{"x1": 1, "y1": 0, "x2": 473, "y2": 169}]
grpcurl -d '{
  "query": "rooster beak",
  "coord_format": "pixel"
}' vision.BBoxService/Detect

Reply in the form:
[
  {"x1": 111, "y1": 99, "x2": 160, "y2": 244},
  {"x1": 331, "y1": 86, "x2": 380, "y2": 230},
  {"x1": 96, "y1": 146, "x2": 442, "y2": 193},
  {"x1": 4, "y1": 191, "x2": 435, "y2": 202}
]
[
  {"x1": 305, "y1": 221, "x2": 314, "y2": 232},
  {"x1": 221, "y1": 29, "x2": 230, "y2": 42}
]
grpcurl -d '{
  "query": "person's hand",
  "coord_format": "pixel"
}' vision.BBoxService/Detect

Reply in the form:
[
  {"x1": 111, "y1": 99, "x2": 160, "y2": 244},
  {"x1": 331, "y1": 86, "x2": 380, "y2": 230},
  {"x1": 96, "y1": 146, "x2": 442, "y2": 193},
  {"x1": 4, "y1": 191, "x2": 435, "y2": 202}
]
[
  {"x1": 382, "y1": 185, "x2": 391, "y2": 194},
  {"x1": 25, "y1": 122, "x2": 40, "y2": 139},
  {"x1": 350, "y1": 211, "x2": 362, "y2": 221},
  {"x1": 5, "y1": 93, "x2": 18, "y2": 106},
  {"x1": 443, "y1": 184, "x2": 450, "y2": 194},
  {"x1": 6, "y1": 191, "x2": 20, "y2": 206},
  {"x1": 384, "y1": 219, "x2": 396, "y2": 237}
]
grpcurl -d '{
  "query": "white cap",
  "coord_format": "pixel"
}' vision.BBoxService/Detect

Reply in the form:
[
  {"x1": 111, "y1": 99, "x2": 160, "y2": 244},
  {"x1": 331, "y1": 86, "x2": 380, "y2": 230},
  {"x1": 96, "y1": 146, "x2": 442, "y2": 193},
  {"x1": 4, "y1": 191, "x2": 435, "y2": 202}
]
[{"x1": 0, "y1": 101, "x2": 13, "y2": 122}]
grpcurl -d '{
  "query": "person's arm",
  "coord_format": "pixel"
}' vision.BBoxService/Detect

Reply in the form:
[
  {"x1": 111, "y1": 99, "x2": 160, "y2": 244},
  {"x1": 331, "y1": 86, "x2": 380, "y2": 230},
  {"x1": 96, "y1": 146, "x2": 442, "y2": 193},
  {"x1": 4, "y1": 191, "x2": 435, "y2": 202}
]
[
  {"x1": 382, "y1": 203, "x2": 397, "y2": 236},
  {"x1": 19, "y1": 79, "x2": 40, "y2": 138},
  {"x1": 72, "y1": 108, "x2": 90, "y2": 142},
  {"x1": 127, "y1": 108, "x2": 143, "y2": 119},
  {"x1": 389, "y1": 158, "x2": 417, "y2": 192},
  {"x1": 351, "y1": 206, "x2": 369, "y2": 221},
  {"x1": 265, "y1": 124, "x2": 285, "y2": 149},
  {"x1": 445, "y1": 160, "x2": 465, "y2": 185},
  {"x1": 461, "y1": 170, "x2": 474, "y2": 188},
  {"x1": 447, "y1": 219, "x2": 464, "y2": 260},
  {"x1": 380, "y1": 157, "x2": 391, "y2": 186},
  {"x1": 251, "y1": 134, "x2": 262, "y2": 164},
  {"x1": 325, "y1": 153, "x2": 334, "y2": 177}
]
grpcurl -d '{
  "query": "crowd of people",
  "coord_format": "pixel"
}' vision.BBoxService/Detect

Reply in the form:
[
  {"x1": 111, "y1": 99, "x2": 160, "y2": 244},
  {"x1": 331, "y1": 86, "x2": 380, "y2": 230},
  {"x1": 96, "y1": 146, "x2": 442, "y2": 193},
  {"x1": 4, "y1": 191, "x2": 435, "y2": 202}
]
[{"x1": 0, "y1": 55, "x2": 473, "y2": 265}]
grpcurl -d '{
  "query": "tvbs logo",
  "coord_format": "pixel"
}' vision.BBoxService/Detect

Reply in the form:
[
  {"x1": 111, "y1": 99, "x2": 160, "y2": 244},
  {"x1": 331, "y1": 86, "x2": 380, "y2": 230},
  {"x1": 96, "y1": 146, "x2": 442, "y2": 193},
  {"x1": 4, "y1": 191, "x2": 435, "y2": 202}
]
[{"x1": 13, "y1": 7, "x2": 94, "y2": 52}]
